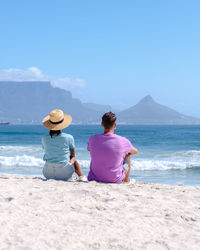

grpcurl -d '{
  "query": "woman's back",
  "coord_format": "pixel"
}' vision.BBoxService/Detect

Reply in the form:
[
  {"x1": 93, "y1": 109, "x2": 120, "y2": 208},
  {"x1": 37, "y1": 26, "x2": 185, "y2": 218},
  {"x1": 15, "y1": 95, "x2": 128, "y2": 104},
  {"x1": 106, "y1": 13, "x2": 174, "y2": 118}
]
[{"x1": 42, "y1": 132, "x2": 75, "y2": 164}]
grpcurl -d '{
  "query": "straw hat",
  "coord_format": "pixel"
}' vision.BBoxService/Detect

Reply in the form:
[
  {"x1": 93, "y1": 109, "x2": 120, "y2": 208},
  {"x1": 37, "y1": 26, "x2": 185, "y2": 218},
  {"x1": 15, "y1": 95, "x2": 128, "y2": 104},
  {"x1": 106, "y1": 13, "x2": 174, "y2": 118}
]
[{"x1": 42, "y1": 109, "x2": 72, "y2": 130}]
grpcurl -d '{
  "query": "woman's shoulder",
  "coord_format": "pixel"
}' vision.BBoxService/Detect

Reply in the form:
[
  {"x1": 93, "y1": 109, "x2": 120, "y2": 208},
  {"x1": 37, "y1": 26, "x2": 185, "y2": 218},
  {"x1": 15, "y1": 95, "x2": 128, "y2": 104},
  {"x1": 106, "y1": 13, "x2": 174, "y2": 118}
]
[
  {"x1": 42, "y1": 134, "x2": 50, "y2": 139},
  {"x1": 61, "y1": 133, "x2": 74, "y2": 140}
]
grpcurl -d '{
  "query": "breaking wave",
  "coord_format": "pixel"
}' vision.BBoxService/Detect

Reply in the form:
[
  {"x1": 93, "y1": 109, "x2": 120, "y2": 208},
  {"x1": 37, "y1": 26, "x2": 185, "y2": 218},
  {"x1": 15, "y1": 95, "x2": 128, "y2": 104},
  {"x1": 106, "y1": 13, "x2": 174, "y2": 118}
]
[
  {"x1": 0, "y1": 146, "x2": 200, "y2": 172},
  {"x1": 0, "y1": 155, "x2": 44, "y2": 168},
  {"x1": 0, "y1": 156, "x2": 199, "y2": 172}
]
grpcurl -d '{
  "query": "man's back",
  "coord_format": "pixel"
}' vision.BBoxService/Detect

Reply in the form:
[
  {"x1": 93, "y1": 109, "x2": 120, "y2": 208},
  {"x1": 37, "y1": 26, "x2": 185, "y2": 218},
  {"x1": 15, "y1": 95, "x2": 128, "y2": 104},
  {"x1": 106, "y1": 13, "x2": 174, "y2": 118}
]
[{"x1": 87, "y1": 133, "x2": 133, "y2": 183}]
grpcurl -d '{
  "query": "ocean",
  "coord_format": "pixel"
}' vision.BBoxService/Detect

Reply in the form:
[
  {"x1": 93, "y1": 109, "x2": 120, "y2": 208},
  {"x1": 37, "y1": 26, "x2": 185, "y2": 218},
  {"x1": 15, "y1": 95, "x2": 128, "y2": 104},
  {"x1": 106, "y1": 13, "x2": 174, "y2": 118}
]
[{"x1": 0, "y1": 125, "x2": 200, "y2": 186}]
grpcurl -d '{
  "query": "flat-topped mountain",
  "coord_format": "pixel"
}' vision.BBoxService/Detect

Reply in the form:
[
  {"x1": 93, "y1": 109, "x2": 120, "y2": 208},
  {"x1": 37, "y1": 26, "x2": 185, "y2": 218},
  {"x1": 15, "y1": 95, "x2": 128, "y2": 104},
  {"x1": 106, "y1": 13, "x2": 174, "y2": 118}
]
[
  {"x1": 0, "y1": 81, "x2": 101, "y2": 124},
  {"x1": 117, "y1": 95, "x2": 200, "y2": 124}
]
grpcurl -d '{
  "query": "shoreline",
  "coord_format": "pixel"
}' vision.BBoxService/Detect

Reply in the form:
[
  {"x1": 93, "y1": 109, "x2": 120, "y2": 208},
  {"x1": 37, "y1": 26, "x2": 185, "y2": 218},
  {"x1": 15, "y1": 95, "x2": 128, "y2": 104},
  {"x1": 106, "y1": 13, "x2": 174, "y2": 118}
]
[{"x1": 0, "y1": 174, "x2": 200, "y2": 250}]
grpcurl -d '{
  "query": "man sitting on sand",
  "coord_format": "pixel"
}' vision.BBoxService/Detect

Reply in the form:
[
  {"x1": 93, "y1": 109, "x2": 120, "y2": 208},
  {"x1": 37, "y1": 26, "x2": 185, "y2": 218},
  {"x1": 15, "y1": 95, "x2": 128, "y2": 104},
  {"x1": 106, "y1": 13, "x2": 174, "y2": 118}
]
[{"x1": 87, "y1": 112, "x2": 138, "y2": 183}]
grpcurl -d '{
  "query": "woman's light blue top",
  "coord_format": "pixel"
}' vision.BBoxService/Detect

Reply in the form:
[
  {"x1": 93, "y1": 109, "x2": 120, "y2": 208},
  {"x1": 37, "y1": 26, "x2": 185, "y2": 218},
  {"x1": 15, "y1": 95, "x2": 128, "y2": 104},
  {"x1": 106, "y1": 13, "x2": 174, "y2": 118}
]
[{"x1": 42, "y1": 132, "x2": 75, "y2": 164}]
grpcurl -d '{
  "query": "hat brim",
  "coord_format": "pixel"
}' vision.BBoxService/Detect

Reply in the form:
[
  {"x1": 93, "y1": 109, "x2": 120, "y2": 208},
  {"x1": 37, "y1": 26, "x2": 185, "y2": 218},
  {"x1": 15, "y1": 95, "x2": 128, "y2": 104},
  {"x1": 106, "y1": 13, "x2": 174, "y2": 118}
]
[{"x1": 42, "y1": 114, "x2": 72, "y2": 130}]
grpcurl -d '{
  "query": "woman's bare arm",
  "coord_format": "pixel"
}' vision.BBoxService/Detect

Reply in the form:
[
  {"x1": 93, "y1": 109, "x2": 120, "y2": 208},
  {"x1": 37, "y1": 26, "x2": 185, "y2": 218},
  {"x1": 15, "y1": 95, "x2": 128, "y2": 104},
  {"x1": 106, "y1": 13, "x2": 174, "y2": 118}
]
[
  {"x1": 70, "y1": 148, "x2": 76, "y2": 163},
  {"x1": 70, "y1": 148, "x2": 75, "y2": 159}
]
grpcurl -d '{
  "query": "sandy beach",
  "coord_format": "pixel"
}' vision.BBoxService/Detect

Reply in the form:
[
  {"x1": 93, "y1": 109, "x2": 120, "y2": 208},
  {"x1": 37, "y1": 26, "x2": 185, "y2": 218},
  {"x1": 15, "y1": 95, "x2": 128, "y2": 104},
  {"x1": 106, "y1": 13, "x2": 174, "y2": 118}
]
[{"x1": 0, "y1": 175, "x2": 199, "y2": 250}]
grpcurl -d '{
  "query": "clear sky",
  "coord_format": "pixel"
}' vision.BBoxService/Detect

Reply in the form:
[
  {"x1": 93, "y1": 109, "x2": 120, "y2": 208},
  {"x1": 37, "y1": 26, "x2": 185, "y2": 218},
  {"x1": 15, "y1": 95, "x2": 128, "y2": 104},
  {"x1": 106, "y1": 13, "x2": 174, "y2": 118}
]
[{"x1": 0, "y1": 0, "x2": 200, "y2": 117}]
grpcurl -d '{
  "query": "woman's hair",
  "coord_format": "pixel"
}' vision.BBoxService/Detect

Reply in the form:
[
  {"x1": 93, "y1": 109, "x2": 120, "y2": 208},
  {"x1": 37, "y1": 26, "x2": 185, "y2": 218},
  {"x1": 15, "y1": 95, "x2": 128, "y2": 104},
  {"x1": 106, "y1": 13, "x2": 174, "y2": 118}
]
[{"x1": 49, "y1": 130, "x2": 61, "y2": 138}]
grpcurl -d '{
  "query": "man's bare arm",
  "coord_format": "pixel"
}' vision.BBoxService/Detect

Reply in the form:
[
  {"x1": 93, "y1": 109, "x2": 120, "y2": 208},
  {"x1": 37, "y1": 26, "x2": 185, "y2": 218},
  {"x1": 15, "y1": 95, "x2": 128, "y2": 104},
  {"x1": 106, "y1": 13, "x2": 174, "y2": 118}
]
[
  {"x1": 128, "y1": 146, "x2": 138, "y2": 155},
  {"x1": 124, "y1": 146, "x2": 138, "y2": 158}
]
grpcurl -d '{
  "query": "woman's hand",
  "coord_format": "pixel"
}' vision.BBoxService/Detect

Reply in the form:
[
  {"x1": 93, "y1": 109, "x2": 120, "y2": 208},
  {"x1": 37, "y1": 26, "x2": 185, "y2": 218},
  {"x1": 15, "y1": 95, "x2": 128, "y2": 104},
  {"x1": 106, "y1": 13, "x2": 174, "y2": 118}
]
[{"x1": 69, "y1": 157, "x2": 75, "y2": 164}]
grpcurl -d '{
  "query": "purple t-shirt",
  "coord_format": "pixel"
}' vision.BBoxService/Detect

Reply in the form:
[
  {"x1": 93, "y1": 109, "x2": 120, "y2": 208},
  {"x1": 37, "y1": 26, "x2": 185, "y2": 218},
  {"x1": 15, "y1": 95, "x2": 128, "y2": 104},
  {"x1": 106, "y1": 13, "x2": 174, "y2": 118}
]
[{"x1": 87, "y1": 133, "x2": 133, "y2": 183}]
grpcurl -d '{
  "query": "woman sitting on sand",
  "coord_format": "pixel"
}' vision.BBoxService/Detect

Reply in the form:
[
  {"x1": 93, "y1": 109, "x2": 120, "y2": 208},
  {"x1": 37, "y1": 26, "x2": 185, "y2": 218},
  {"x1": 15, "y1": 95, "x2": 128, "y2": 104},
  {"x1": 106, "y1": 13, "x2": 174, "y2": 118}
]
[{"x1": 42, "y1": 109, "x2": 87, "y2": 181}]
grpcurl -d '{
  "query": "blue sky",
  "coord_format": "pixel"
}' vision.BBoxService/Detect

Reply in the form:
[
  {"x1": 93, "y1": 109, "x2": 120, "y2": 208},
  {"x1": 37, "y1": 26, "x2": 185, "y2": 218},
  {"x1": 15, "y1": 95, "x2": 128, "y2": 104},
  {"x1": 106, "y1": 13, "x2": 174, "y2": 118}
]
[{"x1": 0, "y1": 0, "x2": 200, "y2": 116}]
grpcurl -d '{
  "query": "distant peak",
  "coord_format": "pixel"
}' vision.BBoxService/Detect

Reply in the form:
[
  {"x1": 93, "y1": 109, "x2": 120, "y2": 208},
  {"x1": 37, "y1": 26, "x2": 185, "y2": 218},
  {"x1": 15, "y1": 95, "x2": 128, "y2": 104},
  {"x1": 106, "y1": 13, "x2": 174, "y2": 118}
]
[{"x1": 139, "y1": 95, "x2": 154, "y2": 104}]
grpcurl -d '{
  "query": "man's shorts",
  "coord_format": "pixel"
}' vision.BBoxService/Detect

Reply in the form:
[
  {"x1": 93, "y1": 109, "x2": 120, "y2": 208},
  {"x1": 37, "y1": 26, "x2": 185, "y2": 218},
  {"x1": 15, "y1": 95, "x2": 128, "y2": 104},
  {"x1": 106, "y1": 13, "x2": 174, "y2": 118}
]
[{"x1": 43, "y1": 162, "x2": 74, "y2": 181}]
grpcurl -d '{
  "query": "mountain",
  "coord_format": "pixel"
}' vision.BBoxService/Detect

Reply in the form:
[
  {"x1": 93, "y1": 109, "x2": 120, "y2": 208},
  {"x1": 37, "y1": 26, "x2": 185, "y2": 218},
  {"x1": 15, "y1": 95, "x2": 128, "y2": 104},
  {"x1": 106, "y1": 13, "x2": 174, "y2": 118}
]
[
  {"x1": 0, "y1": 81, "x2": 102, "y2": 124},
  {"x1": 117, "y1": 95, "x2": 200, "y2": 125},
  {"x1": 0, "y1": 82, "x2": 199, "y2": 125},
  {"x1": 83, "y1": 102, "x2": 112, "y2": 113}
]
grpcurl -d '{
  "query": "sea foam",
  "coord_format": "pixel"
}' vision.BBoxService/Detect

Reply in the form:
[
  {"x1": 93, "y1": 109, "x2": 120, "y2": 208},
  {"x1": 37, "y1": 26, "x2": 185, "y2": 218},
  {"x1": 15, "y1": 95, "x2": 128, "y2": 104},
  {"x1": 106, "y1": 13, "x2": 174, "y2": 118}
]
[
  {"x1": 0, "y1": 155, "x2": 44, "y2": 168},
  {"x1": 0, "y1": 146, "x2": 200, "y2": 171},
  {"x1": 0, "y1": 156, "x2": 198, "y2": 171}
]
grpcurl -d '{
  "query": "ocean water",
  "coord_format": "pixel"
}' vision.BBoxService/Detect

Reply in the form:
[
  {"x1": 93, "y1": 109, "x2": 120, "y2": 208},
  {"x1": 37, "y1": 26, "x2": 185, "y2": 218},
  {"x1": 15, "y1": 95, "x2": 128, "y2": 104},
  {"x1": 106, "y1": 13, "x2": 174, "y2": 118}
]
[{"x1": 0, "y1": 125, "x2": 200, "y2": 186}]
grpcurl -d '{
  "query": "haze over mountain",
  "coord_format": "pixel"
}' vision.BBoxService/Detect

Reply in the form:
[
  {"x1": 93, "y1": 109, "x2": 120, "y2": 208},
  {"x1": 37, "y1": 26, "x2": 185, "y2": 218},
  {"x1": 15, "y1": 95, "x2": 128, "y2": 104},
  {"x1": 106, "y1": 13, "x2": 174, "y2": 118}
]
[
  {"x1": 83, "y1": 103, "x2": 112, "y2": 113},
  {"x1": 0, "y1": 81, "x2": 199, "y2": 125}
]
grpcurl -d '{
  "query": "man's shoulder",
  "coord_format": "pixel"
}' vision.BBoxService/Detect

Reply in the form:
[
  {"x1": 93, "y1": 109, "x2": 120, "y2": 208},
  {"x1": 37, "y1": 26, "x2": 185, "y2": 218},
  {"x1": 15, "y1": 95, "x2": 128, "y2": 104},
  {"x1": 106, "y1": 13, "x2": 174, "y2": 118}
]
[
  {"x1": 113, "y1": 134, "x2": 132, "y2": 146},
  {"x1": 88, "y1": 134, "x2": 101, "y2": 140},
  {"x1": 89, "y1": 133, "x2": 128, "y2": 140},
  {"x1": 113, "y1": 134, "x2": 128, "y2": 141}
]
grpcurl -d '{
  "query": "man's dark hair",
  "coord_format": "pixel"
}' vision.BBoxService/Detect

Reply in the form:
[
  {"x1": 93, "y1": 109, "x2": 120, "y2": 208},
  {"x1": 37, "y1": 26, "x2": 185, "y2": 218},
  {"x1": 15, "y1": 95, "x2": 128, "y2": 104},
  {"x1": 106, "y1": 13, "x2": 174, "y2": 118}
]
[{"x1": 102, "y1": 112, "x2": 117, "y2": 129}]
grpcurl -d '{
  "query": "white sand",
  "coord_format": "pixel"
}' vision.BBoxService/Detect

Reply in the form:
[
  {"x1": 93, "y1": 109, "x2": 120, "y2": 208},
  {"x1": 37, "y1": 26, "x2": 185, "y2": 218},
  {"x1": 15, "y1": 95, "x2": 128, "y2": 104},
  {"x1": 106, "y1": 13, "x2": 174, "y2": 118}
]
[{"x1": 0, "y1": 175, "x2": 200, "y2": 250}]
